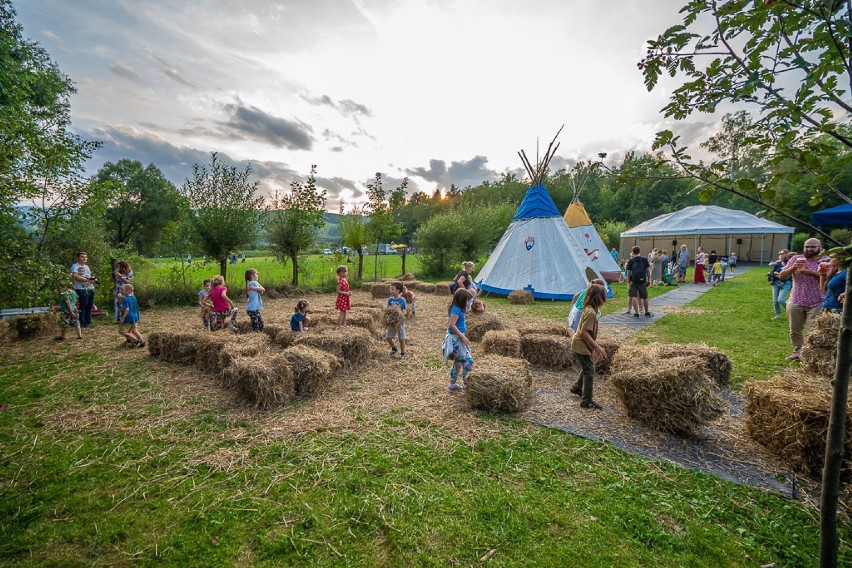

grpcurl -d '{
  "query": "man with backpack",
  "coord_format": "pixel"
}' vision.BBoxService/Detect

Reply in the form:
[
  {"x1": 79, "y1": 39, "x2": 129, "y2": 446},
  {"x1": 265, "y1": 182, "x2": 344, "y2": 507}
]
[{"x1": 626, "y1": 246, "x2": 652, "y2": 318}]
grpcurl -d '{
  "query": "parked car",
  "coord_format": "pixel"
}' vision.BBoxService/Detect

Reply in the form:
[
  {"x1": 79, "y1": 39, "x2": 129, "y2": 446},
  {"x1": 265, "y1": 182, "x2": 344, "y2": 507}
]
[{"x1": 323, "y1": 249, "x2": 332, "y2": 255}]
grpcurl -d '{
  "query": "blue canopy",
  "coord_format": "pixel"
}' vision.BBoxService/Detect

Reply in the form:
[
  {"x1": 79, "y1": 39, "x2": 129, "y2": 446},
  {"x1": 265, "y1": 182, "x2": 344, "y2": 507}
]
[
  {"x1": 811, "y1": 203, "x2": 852, "y2": 227},
  {"x1": 513, "y1": 184, "x2": 561, "y2": 221}
]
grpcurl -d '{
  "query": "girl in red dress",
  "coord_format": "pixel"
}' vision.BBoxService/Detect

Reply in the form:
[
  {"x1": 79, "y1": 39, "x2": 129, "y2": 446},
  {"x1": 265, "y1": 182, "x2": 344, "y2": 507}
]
[
  {"x1": 336, "y1": 265, "x2": 351, "y2": 325},
  {"x1": 693, "y1": 247, "x2": 706, "y2": 283}
]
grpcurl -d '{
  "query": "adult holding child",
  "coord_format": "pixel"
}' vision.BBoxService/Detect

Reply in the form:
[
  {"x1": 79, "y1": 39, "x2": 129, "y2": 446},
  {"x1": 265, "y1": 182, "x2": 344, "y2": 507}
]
[
  {"x1": 451, "y1": 261, "x2": 476, "y2": 294},
  {"x1": 777, "y1": 238, "x2": 829, "y2": 361},
  {"x1": 70, "y1": 251, "x2": 97, "y2": 328},
  {"x1": 111, "y1": 260, "x2": 133, "y2": 322}
]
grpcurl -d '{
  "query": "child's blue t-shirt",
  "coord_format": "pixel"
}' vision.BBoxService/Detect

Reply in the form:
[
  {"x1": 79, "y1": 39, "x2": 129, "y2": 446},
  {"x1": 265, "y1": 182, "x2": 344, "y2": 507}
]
[
  {"x1": 290, "y1": 312, "x2": 306, "y2": 331},
  {"x1": 246, "y1": 281, "x2": 263, "y2": 311},
  {"x1": 387, "y1": 296, "x2": 407, "y2": 311},
  {"x1": 448, "y1": 305, "x2": 466, "y2": 334},
  {"x1": 121, "y1": 295, "x2": 140, "y2": 324}
]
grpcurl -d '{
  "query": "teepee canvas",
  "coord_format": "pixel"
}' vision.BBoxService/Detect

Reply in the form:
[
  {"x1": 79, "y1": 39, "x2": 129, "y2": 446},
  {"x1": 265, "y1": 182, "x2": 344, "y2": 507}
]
[
  {"x1": 475, "y1": 129, "x2": 609, "y2": 300},
  {"x1": 564, "y1": 195, "x2": 620, "y2": 282}
]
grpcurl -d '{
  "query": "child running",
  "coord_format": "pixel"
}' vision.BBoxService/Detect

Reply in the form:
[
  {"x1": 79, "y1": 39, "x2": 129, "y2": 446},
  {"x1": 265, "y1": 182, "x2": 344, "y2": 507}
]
[
  {"x1": 244, "y1": 268, "x2": 265, "y2": 332},
  {"x1": 386, "y1": 282, "x2": 408, "y2": 360},
  {"x1": 570, "y1": 283, "x2": 608, "y2": 409},
  {"x1": 444, "y1": 288, "x2": 473, "y2": 393},
  {"x1": 335, "y1": 265, "x2": 351, "y2": 325},
  {"x1": 206, "y1": 275, "x2": 238, "y2": 331},
  {"x1": 290, "y1": 300, "x2": 310, "y2": 331},
  {"x1": 118, "y1": 283, "x2": 145, "y2": 347},
  {"x1": 198, "y1": 279, "x2": 212, "y2": 330},
  {"x1": 55, "y1": 280, "x2": 82, "y2": 341}
]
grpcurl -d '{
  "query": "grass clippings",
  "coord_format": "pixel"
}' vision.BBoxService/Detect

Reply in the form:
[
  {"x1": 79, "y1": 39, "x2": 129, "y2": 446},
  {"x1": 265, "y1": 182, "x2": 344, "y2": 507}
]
[
  {"x1": 481, "y1": 329, "x2": 522, "y2": 358},
  {"x1": 467, "y1": 354, "x2": 533, "y2": 413},
  {"x1": 520, "y1": 333, "x2": 574, "y2": 369}
]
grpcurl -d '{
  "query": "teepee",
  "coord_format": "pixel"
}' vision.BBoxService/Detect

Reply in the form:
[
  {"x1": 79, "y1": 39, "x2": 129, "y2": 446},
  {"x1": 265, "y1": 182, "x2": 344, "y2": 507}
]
[
  {"x1": 563, "y1": 163, "x2": 621, "y2": 282},
  {"x1": 475, "y1": 129, "x2": 609, "y2": 300}
]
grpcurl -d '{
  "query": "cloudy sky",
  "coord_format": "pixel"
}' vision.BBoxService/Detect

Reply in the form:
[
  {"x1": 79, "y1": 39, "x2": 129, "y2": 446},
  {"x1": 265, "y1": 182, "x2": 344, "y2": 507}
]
[{"x1": 15, "y1": 0, "x2": 718, "y2": 210}]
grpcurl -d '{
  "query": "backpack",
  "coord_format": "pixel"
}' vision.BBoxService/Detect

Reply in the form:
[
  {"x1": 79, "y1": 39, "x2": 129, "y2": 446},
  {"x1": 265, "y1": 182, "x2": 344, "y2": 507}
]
[{"x1": 630, "y1": 258, "x2": 648, "y2": 283}]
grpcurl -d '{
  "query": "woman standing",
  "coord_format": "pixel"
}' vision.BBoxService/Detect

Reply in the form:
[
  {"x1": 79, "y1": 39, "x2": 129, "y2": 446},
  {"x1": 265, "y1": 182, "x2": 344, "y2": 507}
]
[
  {"x1": 649, "y1": 249, "x2": 662, "y2": 286},
  {"x1": 452, "y1": 261, "x2": 476, "y2": 293},
  {"x1": 769, "y1": 250, "x2": 791, "y2": 320},
  {"x1": 111, "y1": 261, "x2": 133, "y2": 322},
  {"x1": 821, "y1": 254, "x2": 847, "y2": 313},
  {"x1": 693, "y1": 247, "x2": 706, "y2": 284}
]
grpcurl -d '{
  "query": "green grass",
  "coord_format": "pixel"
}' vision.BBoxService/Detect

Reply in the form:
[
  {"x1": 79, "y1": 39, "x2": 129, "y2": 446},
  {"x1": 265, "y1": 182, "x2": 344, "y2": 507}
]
[{"x1": 1, "y1": 265, "x2": 850, "y2": 565}]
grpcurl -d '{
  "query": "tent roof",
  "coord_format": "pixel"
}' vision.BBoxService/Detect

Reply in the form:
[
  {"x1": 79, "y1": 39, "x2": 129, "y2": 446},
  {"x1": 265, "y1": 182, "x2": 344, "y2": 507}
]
[
  {"x1": 621, "y1": 205, "x2": 794, "y2": 237},
  {"x1": 513, "y1": 184, "x2": 561, "y2": 221},
  {"x1": 811, "y1": 203, "x2": 852, "y2": 227}
]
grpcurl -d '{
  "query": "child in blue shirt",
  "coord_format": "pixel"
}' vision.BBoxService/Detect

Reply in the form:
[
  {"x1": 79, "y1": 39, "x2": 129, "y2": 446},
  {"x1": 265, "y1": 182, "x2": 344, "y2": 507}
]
[
  {"x1": 386, "y1": 282, "x2": 408, "y2": 360},
  {"x1": 244, "y1": 268, "x2": 265, "y2": 332},
  {"x1": 444, "y1": 288, "x2": 473, "y2": 392},
  {"x1": 290, "y1": 300, "x2": 310, "y2": 331},
  {"x1": 118, "y1": 283, "x2": 144, "y2": 347}
]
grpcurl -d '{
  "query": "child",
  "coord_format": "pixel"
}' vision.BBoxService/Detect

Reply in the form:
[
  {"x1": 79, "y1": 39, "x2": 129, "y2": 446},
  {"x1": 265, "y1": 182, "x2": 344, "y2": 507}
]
[
  {"x1": 729, "y1": 252, "x2": 737, "y2": 274},
  {"x1": 401, "y1": 285, "x2": 417, "y2": 318},
  {"x1": 711, "y1": 260, "x2": 723, "y2": 286},
  {"x1": 570, "y1": 283, "x2": 608, "y2": 409},
  {"x1": 206, "y1": 275, "x2": 238, "y2": 331},
  {"x1": 444, "y1": 288, "x2": 472, "y2": 392},
  {"x1": 245, "y1": 268, "x2": 265, "y2": 332},
  {"x1": 118, "y1": 283, "x2": 145, "y2": 347},
  {"x1": 335, "y1": 265, "x2": 351, "y2": 325},
  {"x1": 198, "y1": 279, "x2": 212, "y2": 330},
  {"x1": 568, "y1": 278, "x2": 605, "y2": 331},
  {"x1": 55, "y1": 281, "x2": 82, "y2": 340},
  {"x1": 386, "y1": 282, "x2": 408, "y2": 360},
  {"x1": 290, "y1": 300, "x2": 310, "y2": 331}
]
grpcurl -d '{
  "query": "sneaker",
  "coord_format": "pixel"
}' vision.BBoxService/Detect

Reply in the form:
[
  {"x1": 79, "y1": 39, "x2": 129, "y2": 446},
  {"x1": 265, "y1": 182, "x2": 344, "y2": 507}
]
[
  {"x1": 569, "y1": 385, "x2": 582, "y2": 396},
  {"x1": 633, "y1": 313, "x2": 639, "y2": 319},
  {"x1": 227, "y1": 323, "x2": 238, "y2": 332},
  {"x1": 400, "y1": 353, "x2": 406, "y2": 361},
  {"x1": 624, "y1": 311, "x2": 632, "y2": 316},
  {"x1": 645, "y1": 312, "x2": 653, "y2": 318},
  {"x1": 785, "y1": 354, "x2": 800, "y2": 361},
  {"x1": 448, "y1": 383, "x2": 463, "y2": 393},
  {"x1": 54, "y1": 336, "x2": 65, "y2": 341},
  {"x1": 390, "y1": 346, "x2": 399, "y2": 356},
  {"x1": 580, "y1": 400, "x2": 602, "y2": 410},
  {"x1": 771, "y1": 315, "x2": 781, "y2": 320}
]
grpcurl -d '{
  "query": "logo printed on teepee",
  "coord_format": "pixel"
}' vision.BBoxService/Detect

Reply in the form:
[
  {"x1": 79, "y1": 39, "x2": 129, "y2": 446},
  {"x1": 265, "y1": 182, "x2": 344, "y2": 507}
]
[{"x1": 524, "y1": 236, "x2": 535, "y2": 251}]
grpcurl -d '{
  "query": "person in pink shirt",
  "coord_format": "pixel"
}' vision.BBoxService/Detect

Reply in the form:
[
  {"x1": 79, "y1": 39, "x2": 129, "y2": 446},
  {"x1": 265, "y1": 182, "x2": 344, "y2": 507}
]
[
  {"x1": 777, "y1": 238, "x2": 829, "y2": 361},
  {"x1": 205, "y1": 275, "x2": 239, "y2": 331}
]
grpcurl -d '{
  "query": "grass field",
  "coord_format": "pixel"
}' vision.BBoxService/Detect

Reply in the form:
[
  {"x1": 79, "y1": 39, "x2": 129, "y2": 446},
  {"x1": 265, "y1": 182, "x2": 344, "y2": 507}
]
[{"x1": 0, "y1": 264, "x2": 849, "y2": 565}]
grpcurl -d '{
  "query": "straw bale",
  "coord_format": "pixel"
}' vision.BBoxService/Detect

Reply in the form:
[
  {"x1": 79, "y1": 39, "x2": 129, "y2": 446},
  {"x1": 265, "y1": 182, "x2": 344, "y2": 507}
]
[
  {"x1": 218, "y1": 335, "x2": 273, "y2": 387},
  {"x1": 517, "y1": 321, "x2": 572, "y2": 338},
  {"x1": 0, "y1": 319, "x2": 11, "y2": 347},
  {"x1": 520, "y1": 333, "x2": 574, "y2": 369},
  {"x1": 147, "y1": 331, "x2": 166, "y2": 359},
  {"x1": 612, "y1": 342, "x2": 732, "y2": 387},
  {"x1": 594, "y1": 340, "x2": 621, "y2": 377},
  {"x1": 743, "y1": 370, "x2": 852, "y2": 479},
  {"x1": 282, "y1": 344, "x2": 341, "y2": 396},
  {"x1": 801, "y1": 312, "x2": 841, "y2": 378},
  {"x1": 293, "y1": 326, "x2": 373, "y2": 366},
  {"x1": 611, "y1": 355, "x2": 727, "y2": 435},
  {"x1": 13, "y1": 312, "x2": 57, "y2": 339},
  {"x1": 411, "y1": 282, "x2": 436, "y2": 294},
  {"x1": 466, "y1": 312, "x2": 505, "y2": 342},
  {"x1": 274, "y1": 330, "x2": 299, "y2": 349},
  {"x1": 369, "y1": 282, "x2": 392, "y2": 299},
  {"x1": 435, "y1": 282, "x2": 454, "y2": 296},
  {"x1": 311, "y1": 311, "x2": 377, "y2": 334},
  {"x1": 194, "y1": 333, "x2": 241, "y2": 374},
  {"x1": 507, "y1": 290, "x2": 533, "y2": 305},
  {"x1": 467, "y1": 355, "x2": 533, "y2": 413},
  {"x1": 154, "y1": 332, "x2": 203, "y2": 366},
  {"x1": 225, "y1": 354, "x2": 295, "y2": 409},
  {"x1": 262, "y1": 324, "x2": 287, "y2": 342},
  {"x1": 382, "y1": 306, "x2": 404, "y2": 330},
  {"x1": 481, "y1": 329, "x2": 522, "y2": 358},
  {"x1": 401, "y1": 272, "x2": 417, "y2": 281},
  {"x1": 359, "y1": 307, "x2": 384, "y2": 322},
  {"x1": 234, "y1": 320, "x2": 255, "y2": 334}
]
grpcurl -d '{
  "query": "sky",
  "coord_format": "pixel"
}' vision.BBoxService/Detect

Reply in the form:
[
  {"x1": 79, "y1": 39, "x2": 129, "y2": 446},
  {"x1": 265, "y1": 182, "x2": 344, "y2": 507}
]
[{"x1": 15, "y1": 0, "x2": 720, "y2": 210}]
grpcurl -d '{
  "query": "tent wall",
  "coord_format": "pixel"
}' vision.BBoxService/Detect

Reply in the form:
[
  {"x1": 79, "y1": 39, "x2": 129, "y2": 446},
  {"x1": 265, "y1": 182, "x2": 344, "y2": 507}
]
[{"x1": 619, "y1": 233, "x2": 791, "y2": 264}]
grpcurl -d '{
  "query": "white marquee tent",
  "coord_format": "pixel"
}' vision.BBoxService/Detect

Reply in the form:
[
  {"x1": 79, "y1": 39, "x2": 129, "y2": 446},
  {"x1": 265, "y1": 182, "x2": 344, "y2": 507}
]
[{"x1": 619, "y1": 205, "x2": 794, "y2": 264}]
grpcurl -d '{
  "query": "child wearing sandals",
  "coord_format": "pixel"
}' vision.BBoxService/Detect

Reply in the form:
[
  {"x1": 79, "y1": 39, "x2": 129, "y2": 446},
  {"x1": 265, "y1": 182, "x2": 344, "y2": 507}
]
[
  {"x1": 570, "y1": 283, "x2": 607, "y2": 409},
  {"x1": 118, "y1": 283, "x2": 145, "y2": 347}
]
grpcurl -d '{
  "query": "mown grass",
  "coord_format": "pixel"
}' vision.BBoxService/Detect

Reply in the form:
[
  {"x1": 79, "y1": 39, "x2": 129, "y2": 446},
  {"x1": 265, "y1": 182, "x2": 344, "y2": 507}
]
[{"x1": 1, "y1": 265, "x2": 850, "y2": 565}]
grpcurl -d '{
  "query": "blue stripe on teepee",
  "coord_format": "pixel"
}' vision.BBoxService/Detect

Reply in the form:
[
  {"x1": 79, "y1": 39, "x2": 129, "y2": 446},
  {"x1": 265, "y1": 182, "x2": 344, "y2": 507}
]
[{"x1": 513, "y1": 184, "x2": 561, "y2": 221}]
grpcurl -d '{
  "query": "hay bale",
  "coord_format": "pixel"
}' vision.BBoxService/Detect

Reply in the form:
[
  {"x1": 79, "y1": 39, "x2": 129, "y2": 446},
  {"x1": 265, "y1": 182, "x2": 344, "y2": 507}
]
[
  {"x1": 274, "y1": 330, "x2": 298, "y2": 349},
  {"x1": 154, "y1": 332, "x2": 203, "y2": 366},
  {"x1": 13, "y1": 312, "x2": 57, "y2": 340},
  {"x1": 401, "y1": 272, "x2": 417, "y2": 281},
  {"x1": 801, "y1": 312, "x2": 841, "y2": 378},
  {"x1": 467, "y1": 355, "x2": 533, "y2": 413},
  {"x1": 743, "y1": 370, "x2": 852, "y2": 479},
  {"x1": 481, "y1": 329, "x2": 522, "y2": 358},
  {"x1": 262, "y1": 324, "x2": 287, "y2": 342},
  {"x1": 594, "y1": 340, "x2": 621, "y2": 377},
  {"x1": 218, "y1": 335, "x2": 272, "y2": 387},
  {"x1": 382, "y1": 306, "x2": 404, "y2": 330},
  {"x1": 435, "y1": 281, "x2": 454, "y2": 296},
  {"x1": 466, "y1": 313, "x2": 505, "y2": 342},
  {"x1": 411, "y1": 282, "x2": 436, "y2": 294},
  {"x1": 612, "y1": 342, "x2": 732, "y2": 387},
  {"x1": 507, "y1": 290, "x2": 533, "y2": 304},
  {"x1": 0, "y1": 319, "x2": 11, "y2": 347},
  {"x1": 195, "y1": 333, "x2": 241, "y2": 374},
  {"x1": 294, "y1": 327, "x2": 374, "y2": 366},
  {"x1": 368, "y1": 282, "x2": 392, "y2": 299},
  {"x1": 311, "y1": 311, "x2": 377, "y2": 334},
  {"x1": 611, "y1": 355, "x2": 727, "y2": 435},
  {"x1": 520, "y1": 333, "x2": 574, "y2": 369},
  {"x1": 225, "y1": 354, "x2": 295, "y2": 409},
  {"x1": 282, "y1": 345, "x2": 341, "y2": 396},
  {"x1": 234, "y1": 320, "x2": 254, "y2": 334},
  {"x1": 147, "y1": 331, "x2": 166, "y2": 359},
  {"x1": 517, "y1": 321, "x2": 572, "y2": 338}
]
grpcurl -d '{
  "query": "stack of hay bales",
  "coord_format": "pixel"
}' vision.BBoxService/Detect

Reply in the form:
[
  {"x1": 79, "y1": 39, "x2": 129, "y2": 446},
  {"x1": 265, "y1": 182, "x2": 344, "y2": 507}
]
[
  {"x1": 195, "y1": 333, "x2": 242, "y2": 375},
  {"x1": 435, "y1": 282, "x2": 454, "y2": 296},
  {"x1": 410, "y1": 281, "x2": 436, "y2": 294},
  {"x1": 594, "y1": 340, "x2": 621, "y2": 377},
  {"x1": 517, "y1": 321, "x2": 572, "y2": 338},
  {"x1": 508, "y1": 290, "x2": 533, "y2": 305},
  {"x1": 217, "y1": 335, "x2": 272, "y2": 386},
  {"x1": 743, "y1": 370, "x2": 852, "y2": 478},
  {"x1": 282, "y1": 345, "x2": 342, "y2": 395},
  {"x1": 401, "y1": 272, "x2": 417, "y2": 281},
  {"x1": 520, "y1": 333, "x2": 574, "y2": 369},
  {"x1": 12, "y1": 312, "x2": 57, "y2": 340},
  {"x1": 262, "y1": 324, "x2": 287, "y2": 342},
  {"x1": 225, "y1": 354, "x2": 295, "y2": 409},
  {"x1": 481, "y1": 329, "x2": 522, "y2": 358},
  {"x1": 293, "y1": 326, "x2": 374, "y2": 366},
  {"x1": 149, "y1": 332, "x2": 203, "y2": 366},
  {"x1": 801, "y1": 312, "x2": 841, "y2": 378},
  {"x1": 466, "y1": 313, "x2": 505, "y2": 342},
  {"x1": 467, "y1": 355, "x2": 533, "y2": 413},
  {"x1": 629, "y1": 342, "x2": 732, "y2": 387},
  {"x1": 611, "y1": 345, "x2": 727, "y2": 435}
]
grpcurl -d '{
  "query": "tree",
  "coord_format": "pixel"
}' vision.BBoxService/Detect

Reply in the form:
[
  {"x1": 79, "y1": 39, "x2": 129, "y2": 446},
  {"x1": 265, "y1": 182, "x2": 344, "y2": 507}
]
[
  {"x1": 267, "y1": 165, "x2": 327, "y2": 287},
  {"x1": 180, "y1": 153, "x2": 263, "y2": 279},
  {"x1": 94, "y1": 159, "x2": 184, "y2": 254},
  {"x1": 640, "y1": 2, "x2": 851, "y2": 563},
  {"x1": 364, "y1": 173, "x2": 408, "y2": 280},
  {"x1": 338, "y1": 202, "x2": 369, "y2": 280}
]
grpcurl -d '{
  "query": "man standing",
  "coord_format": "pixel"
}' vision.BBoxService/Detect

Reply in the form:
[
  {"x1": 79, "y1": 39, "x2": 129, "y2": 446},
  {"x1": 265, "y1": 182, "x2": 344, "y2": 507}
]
[
  {"x1": 70, "y1": 251, "x2": 96, "y2": 328},
  {"x1": 626, "y1": 246, "x2": 652, "y2": 318},
  {"x1": 778, "y1": 238, "x2": 828, "y2": 361},
  {"x1": 676, "y1": 245, "x2": 691, "y2": 283}
]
